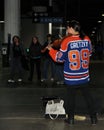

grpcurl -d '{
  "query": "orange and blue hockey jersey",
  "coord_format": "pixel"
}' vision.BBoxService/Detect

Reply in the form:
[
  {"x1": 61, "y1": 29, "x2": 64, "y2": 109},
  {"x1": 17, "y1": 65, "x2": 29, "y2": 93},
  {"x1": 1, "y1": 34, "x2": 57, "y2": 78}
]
[{"x1": 49, "y1": 35, "x2": 92, "y2": 85}]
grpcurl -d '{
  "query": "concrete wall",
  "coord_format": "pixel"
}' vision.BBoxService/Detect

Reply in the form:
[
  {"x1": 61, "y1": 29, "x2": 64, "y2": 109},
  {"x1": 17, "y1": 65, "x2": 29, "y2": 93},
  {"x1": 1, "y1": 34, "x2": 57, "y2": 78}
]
[{"x1": 21, "y1": 18, "x2": 48, "y2": 48}]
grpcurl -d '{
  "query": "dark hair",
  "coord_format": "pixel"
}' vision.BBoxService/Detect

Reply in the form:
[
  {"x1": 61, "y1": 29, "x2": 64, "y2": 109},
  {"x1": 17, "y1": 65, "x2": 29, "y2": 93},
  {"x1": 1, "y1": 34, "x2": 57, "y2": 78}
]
[
  {"x1": 12, "y1": 35, "x2": 20, "y2": 43},
  {"x1": 30, "y1": 36, "x2": 40, "y2": 46},
  {"x1": 47, "y1": 34, "x2": 52, "y2": 38},
  {"x1": 67, "y1": 20, "x2": 86, "y2": 39},
  {"x1": 32, "y1": 36, "x2": 39, "y2": 41}
]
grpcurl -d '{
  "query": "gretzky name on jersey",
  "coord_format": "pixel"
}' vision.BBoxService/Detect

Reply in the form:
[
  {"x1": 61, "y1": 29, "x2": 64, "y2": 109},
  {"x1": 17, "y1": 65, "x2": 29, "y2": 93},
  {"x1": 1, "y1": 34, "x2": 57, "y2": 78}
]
[{"x1": 70, "y1": 40, "x2": 88, "y2": 49}]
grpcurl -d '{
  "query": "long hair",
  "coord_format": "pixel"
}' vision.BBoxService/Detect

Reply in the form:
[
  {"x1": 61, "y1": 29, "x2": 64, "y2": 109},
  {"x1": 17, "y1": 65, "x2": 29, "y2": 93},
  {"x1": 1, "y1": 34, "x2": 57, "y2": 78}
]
[
  {"x1": 12, "y1": 35, "x2": 21, "y2": 50},
  {"x1": 30, "y1": 36, "x2": 40, "y2": 46},
  {"x1": 12, "y1": 35, "x2": 20, "y2": 43},
  {"x1": 12, "y1": 35, "x2": 22, "y2": 56},
  {"x1": 67, "y1": 20, "x2": 86, "y2": 39}
]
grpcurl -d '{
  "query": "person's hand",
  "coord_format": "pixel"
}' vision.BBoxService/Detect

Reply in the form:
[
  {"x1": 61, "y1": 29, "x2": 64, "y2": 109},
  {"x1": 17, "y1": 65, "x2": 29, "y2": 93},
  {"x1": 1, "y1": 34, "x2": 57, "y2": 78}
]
[{"x1": 46, "y1": 44, "x2": 53, "y2": 50}]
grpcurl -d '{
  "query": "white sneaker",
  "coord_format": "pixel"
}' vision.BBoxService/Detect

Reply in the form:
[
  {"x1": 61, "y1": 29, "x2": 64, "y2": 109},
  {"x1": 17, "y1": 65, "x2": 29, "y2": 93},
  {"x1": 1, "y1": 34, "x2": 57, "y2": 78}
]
[
  {"x1": 8, "y1": 79, "x2": 15, "y2": 83},
  {"x1": 18, "y1": 79, "x2": 22, "y2": 82},
  {"x1": 41, "y1": 79, "x2": 46, "y2": 82},
  {"x1": 56, "y1": 81, "x2": 64, "y2": 85},
  {"x1": 50, "y1": 78, "x2": 54, "y2": 81}
]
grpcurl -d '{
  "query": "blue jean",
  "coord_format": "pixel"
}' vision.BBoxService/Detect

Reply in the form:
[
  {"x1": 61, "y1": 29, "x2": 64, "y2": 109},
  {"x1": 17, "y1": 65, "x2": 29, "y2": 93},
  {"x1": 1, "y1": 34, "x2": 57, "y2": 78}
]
[
  {"x1": 42, "y1": 57, "x2": 55, "y2": 79},
  {"x1": 55, "y1": 62, "x2": 64, "y2": 81}
]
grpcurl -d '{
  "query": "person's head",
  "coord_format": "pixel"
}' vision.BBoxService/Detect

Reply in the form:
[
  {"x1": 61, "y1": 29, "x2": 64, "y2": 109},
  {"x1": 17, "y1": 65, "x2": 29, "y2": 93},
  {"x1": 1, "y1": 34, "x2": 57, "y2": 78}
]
[
  {"x1": 66, "y1": 20, "x2": 80, "y2": 34},
  {"x1": 32, "y1": 36, "x2": 39, "y2": 44},
  {"x1": 47, "y1": 34, "x2": 52, "y2": 41},
  {"x1": 12, "y1": 35, "x2": 20, "y2": 44},
  {"x1": 66, "y1": 20, "x2": 85, "y2": 39}
]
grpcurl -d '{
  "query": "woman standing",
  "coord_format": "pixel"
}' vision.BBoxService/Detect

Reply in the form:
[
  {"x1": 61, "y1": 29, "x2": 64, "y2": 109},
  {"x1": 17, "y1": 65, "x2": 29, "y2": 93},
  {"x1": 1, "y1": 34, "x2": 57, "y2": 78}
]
[
  {"x1": 8, "y1": 35, "x2": 25, "y2": 83},
  {"x1": 28, "y1": 36, "x2": 41, "y2": 82},
  {"x1": 41, "y1": 34, "x2": 55, "y2": 82},
  {"x1": 47, "y1": 20, "x2": 98, "y2": 125}
]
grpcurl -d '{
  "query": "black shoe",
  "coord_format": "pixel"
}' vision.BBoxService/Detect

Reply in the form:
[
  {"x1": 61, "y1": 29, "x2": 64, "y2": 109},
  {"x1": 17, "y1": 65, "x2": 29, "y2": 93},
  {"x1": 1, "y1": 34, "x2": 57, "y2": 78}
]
[
  {"x1": 64, "y1": 118, "x2": 74, "y2": 125},
  {"x1": 91, "y1": 117, "x2": 98, "y2": 125}
]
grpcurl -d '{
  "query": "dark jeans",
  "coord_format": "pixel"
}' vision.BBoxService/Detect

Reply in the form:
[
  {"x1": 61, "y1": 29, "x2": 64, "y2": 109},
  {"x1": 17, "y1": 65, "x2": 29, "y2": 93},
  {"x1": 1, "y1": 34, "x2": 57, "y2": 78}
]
[
  {"x1": 10, "y1": 57, "x2": 23, "y2": 79},
  {"x1": 29, "y1": 58, "x2": 41, "y2": 81},
  {"x1": 55, "y1": 62, "x2": 64, "y2": 81},
  {"x1": 64, "y1": 83, "x2": 97, "y2": 119},
  {"x1": 42, "y1": 57, "x2": 55, "y2": 79}
]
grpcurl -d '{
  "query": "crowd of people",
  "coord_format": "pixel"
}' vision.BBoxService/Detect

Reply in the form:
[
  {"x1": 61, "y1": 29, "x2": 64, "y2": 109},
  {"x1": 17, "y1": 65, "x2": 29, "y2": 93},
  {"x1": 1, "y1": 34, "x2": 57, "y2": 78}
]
[
  {"x1": 7, "y1": 20, "x2": 99, "y2": 125},
  {"x1": 7, "y1": 33, "x2": 64, "y2": 84}
]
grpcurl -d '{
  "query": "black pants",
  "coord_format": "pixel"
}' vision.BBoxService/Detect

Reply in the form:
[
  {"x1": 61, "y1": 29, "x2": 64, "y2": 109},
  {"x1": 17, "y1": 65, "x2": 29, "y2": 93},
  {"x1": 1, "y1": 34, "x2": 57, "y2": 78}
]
[
  {"x1": 29, "y1": 58, "x2": 41, "y2": 81},
  {"x1": 10, "y1": 57, "x2": 23, "y2": 79},
  {"x1": 64, "y1": 83, "x2": 97, "y2": 119}
]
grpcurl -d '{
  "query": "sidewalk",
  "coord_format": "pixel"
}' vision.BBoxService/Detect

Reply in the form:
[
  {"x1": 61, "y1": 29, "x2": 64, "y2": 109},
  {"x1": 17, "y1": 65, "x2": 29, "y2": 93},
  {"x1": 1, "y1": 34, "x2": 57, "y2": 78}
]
[{"x1": 0, "y1": 59, "x2": 104, "y2": 130}]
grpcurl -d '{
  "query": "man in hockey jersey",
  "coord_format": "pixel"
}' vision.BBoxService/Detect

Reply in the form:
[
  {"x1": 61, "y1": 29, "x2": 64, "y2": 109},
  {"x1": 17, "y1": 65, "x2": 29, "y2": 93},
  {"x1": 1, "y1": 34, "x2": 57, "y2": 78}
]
[{"x1": 47, "y1": 20, "x2": 98, "y2": 125}]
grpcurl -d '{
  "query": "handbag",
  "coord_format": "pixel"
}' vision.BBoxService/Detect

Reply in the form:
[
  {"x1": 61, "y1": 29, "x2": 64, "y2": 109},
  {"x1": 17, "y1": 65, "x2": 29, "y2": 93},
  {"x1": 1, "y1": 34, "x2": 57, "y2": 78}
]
[{"x1": 45, "y1": 99, "x2": 66, "y2": 120}]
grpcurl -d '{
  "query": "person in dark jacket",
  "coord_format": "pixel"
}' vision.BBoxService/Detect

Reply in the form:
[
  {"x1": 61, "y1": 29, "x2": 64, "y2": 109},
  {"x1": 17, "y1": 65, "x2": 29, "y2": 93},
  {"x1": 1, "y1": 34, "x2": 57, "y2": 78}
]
[
  {"x1": 41, "y1": 34, "x2": 55, "y2": 82},
  {"x1": 28, "y1": 36, "x2": 41, "y2": 82},
  {"x1": 8, "y1": 35, "x2": 25, "y2": 83}
]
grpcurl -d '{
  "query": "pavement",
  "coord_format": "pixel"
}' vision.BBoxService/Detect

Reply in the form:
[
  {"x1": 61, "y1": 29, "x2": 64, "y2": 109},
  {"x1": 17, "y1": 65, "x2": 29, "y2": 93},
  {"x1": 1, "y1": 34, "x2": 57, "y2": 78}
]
[{"x1": 0, "y1": 57, "x2": 104, "y2": 130}]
